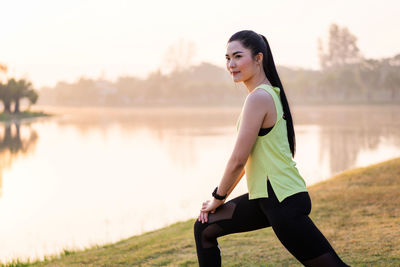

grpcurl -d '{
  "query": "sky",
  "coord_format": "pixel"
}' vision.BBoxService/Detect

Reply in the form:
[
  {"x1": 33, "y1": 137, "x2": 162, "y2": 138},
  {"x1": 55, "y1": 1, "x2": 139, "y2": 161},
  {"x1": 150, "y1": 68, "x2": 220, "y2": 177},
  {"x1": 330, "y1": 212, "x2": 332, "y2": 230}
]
[{"x1": 1, "y1": 0, "x2": 399, "y2": 88}]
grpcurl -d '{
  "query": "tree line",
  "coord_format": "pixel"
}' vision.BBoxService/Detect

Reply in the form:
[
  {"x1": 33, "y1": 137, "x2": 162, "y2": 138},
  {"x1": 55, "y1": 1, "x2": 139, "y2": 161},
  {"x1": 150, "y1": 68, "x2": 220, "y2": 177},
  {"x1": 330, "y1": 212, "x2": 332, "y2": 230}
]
[
  {"x1": 38, "y1": 58, "x2": 400, "y2": 107},
  {"x1": 278, "y1": 55, "x2": 400, "y2": 104},
  {"x1": 38, "y1": 62, "x2": 246, "y2": 107},
  {"x1": 38, "y1": 23, "x2": 399, "y2": 106}
]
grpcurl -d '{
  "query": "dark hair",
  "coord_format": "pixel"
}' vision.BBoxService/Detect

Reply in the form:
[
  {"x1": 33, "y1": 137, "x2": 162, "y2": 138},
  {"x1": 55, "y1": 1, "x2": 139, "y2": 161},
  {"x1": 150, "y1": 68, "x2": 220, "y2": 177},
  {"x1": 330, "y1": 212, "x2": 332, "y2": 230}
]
[{"x1": 228, "y1": 30, "x2": 296, "y2": 157}]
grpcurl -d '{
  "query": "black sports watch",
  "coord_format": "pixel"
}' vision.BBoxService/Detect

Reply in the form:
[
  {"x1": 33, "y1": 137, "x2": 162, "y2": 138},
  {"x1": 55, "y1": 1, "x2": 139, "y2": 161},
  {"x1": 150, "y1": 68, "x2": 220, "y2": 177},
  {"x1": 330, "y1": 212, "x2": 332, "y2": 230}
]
[{"x1": 212, "y1": 187, "x2": 227, "y2": 200}]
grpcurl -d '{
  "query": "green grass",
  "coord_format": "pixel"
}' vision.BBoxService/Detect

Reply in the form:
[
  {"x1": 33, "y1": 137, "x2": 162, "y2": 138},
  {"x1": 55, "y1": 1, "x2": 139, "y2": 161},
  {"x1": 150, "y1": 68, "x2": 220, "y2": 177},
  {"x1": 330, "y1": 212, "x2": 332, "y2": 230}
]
[
  {"x1": 2, "y1": 157, "x2": 400, "y2": 266},
  {"x1": 0, "y1": 110, "x2": 51, "y2": 121}
]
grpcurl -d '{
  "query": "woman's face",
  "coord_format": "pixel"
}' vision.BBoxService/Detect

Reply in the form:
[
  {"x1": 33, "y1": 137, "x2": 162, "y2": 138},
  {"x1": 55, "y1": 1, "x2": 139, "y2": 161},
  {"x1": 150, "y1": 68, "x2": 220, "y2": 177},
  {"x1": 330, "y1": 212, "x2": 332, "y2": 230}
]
[{"x1": 225, "y1": 40, "x2": 259, "y2": 83}]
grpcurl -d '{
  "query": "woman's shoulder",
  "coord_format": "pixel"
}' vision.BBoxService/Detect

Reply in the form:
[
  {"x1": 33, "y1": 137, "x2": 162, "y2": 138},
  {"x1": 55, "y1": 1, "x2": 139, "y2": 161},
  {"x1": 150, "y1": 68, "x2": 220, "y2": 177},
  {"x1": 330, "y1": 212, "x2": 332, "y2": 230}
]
[
  {"x1": 242, "y1": 87, "x2": 277, "y2": 118},
  {"x1": 246, "y1": 87, "x2": 274, "y2": 107}
]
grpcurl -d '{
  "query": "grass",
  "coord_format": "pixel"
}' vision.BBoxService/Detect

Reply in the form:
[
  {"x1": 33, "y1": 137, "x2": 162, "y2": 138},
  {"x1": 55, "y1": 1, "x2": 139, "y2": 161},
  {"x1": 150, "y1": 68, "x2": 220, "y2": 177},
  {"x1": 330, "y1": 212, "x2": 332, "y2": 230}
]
[
  {"x1": 2, "y1": 157, "x2": 400, "y2": 266},
  {"x1": 0, "y1": 110, "x2": 51, "y2": 121}
]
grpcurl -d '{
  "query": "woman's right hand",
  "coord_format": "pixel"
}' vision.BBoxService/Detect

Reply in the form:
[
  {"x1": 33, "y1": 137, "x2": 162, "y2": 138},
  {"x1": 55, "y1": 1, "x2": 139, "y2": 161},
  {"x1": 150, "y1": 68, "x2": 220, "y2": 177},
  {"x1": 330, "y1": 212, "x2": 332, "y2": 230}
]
[{"x1": 198, "y1": 200, "x2": 214, "y2": 223}]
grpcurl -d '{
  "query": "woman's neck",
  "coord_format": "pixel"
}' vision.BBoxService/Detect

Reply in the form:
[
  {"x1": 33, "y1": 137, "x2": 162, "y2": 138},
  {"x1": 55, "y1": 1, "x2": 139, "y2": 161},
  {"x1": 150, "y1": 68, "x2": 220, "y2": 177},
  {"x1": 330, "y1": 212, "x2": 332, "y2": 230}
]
[{"x1": 244, "y1": 74, "x2": 271, "y2": 94}]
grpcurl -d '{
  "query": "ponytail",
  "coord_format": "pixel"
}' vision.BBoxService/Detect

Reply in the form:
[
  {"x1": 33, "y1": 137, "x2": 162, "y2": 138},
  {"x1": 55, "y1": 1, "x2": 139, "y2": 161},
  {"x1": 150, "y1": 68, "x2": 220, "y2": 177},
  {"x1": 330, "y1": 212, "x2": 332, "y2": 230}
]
[{"x1": 260, "y1": 35, "x2": 296, "y2": 157}]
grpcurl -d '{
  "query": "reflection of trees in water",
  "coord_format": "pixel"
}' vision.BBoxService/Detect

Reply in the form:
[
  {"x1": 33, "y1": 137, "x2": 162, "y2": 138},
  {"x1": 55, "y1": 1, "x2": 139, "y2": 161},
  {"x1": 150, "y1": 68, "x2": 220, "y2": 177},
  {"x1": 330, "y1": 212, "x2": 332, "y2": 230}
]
[
  {"x1": 51, "y1": 107, "x2": 241, "y2": 171},
  {"x1": 320, "y1": 126, "x2": 380, "y2": 174},
  {"x1": 49, "y1": 106, "x2": 400, "y2": 176},
  {"x1": 294, "y1": 105, "x2": 400, "y2": 174},
  {"x1": 51, "y1": 107, "x2": 241, "y2": 134},
  {"x1": 0, "y1": 122, "x2": 38, "y2": 197}
]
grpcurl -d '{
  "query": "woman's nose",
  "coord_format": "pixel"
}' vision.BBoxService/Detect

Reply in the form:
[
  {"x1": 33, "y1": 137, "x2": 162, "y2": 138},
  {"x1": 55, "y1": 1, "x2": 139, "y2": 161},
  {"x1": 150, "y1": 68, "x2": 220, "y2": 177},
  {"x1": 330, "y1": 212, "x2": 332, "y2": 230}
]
[{"x1": 228, "y1": 59, "x2": 236, "y2": 68}]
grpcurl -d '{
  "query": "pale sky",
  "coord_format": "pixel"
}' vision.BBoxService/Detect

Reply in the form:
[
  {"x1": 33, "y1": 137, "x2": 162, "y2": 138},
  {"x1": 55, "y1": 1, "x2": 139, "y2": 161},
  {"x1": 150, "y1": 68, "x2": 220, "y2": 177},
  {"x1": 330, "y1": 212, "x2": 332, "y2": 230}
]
[{"x1": 1, "y1": 0, "x2": 399, "y2": 88}]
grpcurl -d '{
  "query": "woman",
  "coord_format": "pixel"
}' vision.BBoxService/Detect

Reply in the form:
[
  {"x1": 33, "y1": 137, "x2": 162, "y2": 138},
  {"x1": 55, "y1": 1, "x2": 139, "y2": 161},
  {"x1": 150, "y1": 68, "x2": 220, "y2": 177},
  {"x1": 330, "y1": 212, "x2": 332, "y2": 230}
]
[{"x1": 193, "y1": 30, "x2": 349, "y2": 267}]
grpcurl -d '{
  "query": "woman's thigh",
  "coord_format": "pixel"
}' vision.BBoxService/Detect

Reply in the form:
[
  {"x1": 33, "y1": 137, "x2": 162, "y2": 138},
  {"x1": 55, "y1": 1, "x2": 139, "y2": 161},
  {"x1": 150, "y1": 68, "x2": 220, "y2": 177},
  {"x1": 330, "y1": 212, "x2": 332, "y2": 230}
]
[
  {"x1": 195, "y1": 193, "x2": 270, "y2": 249},
  {"x1": 259, "y1": 191, "x2": 334, "y2": 262},
  {"x1": 207, "y1": 193, "x2": 271, "y2": 237}
]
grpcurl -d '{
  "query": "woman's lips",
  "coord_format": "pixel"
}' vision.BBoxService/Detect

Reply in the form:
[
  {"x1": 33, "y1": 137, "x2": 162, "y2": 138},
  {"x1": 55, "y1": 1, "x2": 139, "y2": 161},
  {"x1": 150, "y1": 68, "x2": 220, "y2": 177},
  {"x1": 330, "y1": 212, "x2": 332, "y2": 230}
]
[{"x1": 232, "y1": 71, "x2": 240, "y2": 76}]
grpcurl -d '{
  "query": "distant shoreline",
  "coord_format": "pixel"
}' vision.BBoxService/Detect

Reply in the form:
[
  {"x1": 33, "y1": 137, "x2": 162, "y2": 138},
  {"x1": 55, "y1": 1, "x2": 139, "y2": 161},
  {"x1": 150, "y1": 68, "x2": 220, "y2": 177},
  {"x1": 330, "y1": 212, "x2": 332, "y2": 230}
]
[
  {"x1": 0, "y1": 111, "x2": 52, "y2": 122},
  {"x1": 33, "y1": 102, "x2": 400, "y2": 108}
]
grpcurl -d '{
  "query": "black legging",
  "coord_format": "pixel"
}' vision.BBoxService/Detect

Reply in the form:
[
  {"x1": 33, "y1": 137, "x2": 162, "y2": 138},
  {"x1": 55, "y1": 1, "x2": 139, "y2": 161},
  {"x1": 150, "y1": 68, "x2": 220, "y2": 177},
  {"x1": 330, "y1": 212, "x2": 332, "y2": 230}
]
[{"x1": 194, "y1": 180, "x2": 349, "y2": 266}]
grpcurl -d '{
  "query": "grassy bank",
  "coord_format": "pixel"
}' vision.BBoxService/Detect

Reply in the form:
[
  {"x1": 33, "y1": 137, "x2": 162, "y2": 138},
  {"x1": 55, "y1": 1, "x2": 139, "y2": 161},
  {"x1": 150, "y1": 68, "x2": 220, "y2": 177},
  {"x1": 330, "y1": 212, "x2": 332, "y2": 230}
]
[
  {"x1": 0, "y1": 111, "x2": 51, "y2": 122},
  {"x1": 4, "y1": 158, "x2": 400, "y2": 266}
]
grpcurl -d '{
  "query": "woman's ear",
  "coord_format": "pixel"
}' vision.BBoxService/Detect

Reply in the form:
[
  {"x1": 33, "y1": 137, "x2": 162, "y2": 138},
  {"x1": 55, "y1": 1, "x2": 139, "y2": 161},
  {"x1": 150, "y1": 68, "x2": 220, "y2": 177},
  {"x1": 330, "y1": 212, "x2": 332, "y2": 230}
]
[{"x1": 256, "y1": 52, "x2": 263, "y2": 65}]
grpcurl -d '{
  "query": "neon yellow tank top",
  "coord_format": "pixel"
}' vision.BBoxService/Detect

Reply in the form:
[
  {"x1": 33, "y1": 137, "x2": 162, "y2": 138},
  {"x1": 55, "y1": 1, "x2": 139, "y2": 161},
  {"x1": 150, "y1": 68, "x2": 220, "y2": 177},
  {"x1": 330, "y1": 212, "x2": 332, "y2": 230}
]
[{"x1": 236, "y1": 84, "x2": 307, "y2": 202}]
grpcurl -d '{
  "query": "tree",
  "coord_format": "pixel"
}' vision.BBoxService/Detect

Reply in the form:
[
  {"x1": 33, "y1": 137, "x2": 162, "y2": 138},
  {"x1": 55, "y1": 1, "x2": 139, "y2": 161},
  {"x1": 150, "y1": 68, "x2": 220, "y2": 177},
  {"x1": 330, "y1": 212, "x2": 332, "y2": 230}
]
[
  {"x1": 8, "y1": 78, "x2": 34, "y2": 113},
  {"x1": 0, "y1": 78, "x2": 37, "y2": 113},
  {"x1": 0, "y1": 64, "x2": 9, "y2": 112},
  {"x1": 318, "y1": 23, "x2": 363, "y2": 70},
  {"x1": 0, "y1": 82, "x2": 13, "y2": 113}
]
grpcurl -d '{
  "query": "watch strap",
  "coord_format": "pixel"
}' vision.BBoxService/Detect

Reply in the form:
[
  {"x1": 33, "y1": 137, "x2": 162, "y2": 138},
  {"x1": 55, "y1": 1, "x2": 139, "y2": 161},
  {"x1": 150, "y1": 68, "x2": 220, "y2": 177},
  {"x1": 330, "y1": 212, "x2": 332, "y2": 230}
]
[{"x1": 212, "y1": 187, "x2": 227, "y2": 200}]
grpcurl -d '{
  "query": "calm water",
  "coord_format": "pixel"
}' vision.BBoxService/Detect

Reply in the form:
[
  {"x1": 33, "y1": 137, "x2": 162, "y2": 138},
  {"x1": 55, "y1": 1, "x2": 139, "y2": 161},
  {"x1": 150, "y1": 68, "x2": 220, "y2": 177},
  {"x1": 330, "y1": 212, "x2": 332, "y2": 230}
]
[{"x1": 0, "y1": 105, "x2": 399, "y2": 262}]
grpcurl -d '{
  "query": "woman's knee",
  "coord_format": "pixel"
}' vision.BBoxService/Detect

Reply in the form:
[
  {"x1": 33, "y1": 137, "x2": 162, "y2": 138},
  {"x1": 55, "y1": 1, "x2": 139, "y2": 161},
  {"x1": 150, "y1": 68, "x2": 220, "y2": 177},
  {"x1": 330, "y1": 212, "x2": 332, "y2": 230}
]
[
  {"x1": 194, "y1": 220, "x2": 206, "y2": 237},
  {"x1": 194, "y1": 220, "x2": 223, "y2": 248}
]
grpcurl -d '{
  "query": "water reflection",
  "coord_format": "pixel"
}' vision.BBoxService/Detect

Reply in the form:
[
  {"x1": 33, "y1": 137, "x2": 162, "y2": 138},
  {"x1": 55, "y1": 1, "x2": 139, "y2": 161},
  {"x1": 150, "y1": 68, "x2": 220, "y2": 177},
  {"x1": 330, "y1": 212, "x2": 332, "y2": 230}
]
[
  {"x1": 1, "y1": 105, "x2": 399, "y2": 198},
  {"x1": 293, "y1": 105, "x2": 400, "y2": 176},
  {"x1": 42, "y1": 106, "x2": 239, "y2": 171},
  {"x1": 48, "y1": 105, "x2": 400, "y2": 178},
  {"x1": 0, "y1": 122, "x2": 38, "y2": 197}
]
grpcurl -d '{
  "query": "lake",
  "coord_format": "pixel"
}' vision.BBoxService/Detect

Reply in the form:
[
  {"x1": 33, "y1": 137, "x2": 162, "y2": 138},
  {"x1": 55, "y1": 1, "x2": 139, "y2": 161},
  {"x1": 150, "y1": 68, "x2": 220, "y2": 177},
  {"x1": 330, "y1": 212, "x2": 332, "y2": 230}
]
[{"x1": 0, "y1": 105, "x2": 399, "y2": 263}]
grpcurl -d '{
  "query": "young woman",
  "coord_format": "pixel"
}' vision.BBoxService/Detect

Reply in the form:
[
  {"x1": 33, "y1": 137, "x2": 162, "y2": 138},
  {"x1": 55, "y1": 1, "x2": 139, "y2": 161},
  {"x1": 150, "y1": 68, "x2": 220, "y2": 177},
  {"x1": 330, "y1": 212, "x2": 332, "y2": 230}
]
[{"x1": 193, "y1": 30, "x2": 349, "y2": 267}]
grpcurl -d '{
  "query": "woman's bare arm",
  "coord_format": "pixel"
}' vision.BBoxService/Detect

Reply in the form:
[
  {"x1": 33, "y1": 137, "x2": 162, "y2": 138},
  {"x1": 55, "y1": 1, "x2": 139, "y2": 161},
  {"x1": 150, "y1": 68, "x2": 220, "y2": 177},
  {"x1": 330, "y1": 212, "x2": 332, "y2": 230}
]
[
  {"x1": 224, "y1": 167, "x2": 245, "y2": 199},
  {"x1": 215, "y1": 89, "x2": 273, "y2": 197},
  {"x1": 199, "y1": 89, "x2": 273, "y2": 220}
]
